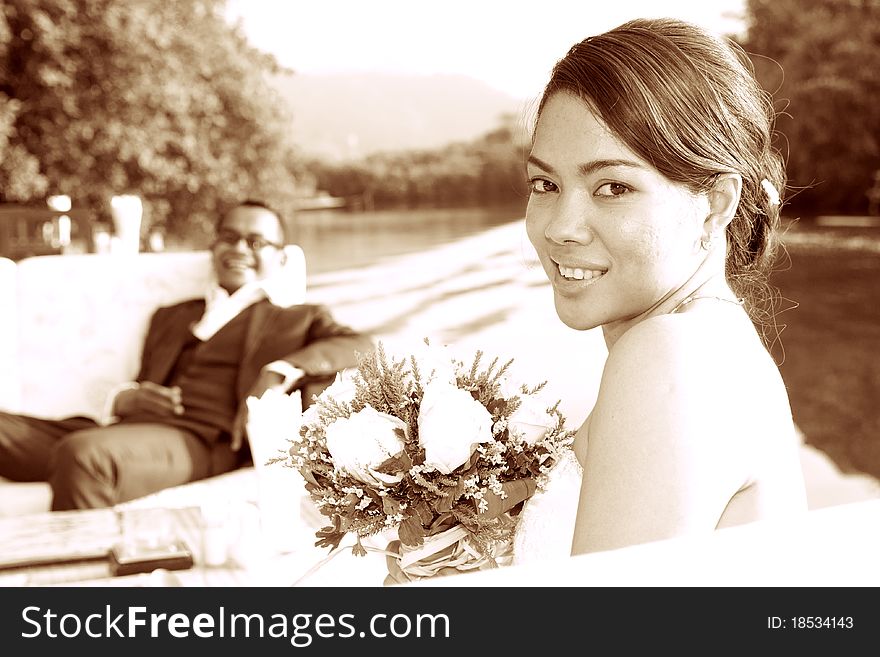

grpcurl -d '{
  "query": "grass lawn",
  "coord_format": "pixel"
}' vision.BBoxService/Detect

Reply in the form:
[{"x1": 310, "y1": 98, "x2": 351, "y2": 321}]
[{"x1": 769, "y1": 218, "x2": 880, "y2": 480}]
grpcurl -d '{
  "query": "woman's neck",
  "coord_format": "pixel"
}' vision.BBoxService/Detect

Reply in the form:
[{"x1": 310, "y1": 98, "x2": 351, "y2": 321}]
[{"x1": 602, "y1": 252, "x2": 731, "y2": 349}]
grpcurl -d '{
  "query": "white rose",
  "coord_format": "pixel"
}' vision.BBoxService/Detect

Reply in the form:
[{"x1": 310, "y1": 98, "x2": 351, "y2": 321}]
[
  {"x1": 300, "y1": 402, "x2": 319, "y2": 429},
  {"x1": 319, "y1": 368, "x2": 359, "y2": 405},
  {"x1": 418, "y1": 382, "x2": 493, "y2": 474},
  {"x1": 496, "y1": 370, "x2": 526, "y2": 401},
  {"x1": 325, "y1": 407, "x2": 407, "y2": 487},
  {"x1": 412, "y1": 343, "x2": 455, "y2": 386},
  {"x1": 508, "y1": 395, "x2": 556, "y2": 446}
]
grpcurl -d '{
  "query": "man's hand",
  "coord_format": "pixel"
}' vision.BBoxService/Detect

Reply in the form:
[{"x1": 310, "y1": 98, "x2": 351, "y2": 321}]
[
  {"x1": 113, "y1": 382, "x2": 184, "y2": 419},
  {"x1": 230, "y1": 366, "x2": 302, "y2": 451}
]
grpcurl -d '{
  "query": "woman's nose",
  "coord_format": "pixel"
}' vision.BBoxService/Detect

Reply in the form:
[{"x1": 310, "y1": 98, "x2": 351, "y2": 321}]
[{"x1": 545, "y1": 194, "x2": 594, "y2": 245}]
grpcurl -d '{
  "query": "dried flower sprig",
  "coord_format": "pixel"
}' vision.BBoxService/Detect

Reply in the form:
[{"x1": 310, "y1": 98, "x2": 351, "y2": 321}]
[{"x1": 283, "y1": 339, "x2": 576, "y2": 555}]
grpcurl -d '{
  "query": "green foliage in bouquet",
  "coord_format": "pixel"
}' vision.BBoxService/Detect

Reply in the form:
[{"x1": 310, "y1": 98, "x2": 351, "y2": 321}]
[{"x1": 286, "y1": 341, "x2": 575, "y2": 556}]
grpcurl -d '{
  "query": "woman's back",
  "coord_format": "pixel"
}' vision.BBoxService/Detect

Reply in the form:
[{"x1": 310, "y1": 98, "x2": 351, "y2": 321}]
[
  {"x1": 674, "y1": 303, "x2": 808, "y2": 529},
  {"x1": 572, "y1": 301, "x2": 807, "y2": 553}
]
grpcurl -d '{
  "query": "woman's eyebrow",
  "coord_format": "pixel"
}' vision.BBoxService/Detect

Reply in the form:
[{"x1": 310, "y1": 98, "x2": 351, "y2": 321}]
[{"x1": 527, "y1": 154, "x2": 644, "y2": 176}]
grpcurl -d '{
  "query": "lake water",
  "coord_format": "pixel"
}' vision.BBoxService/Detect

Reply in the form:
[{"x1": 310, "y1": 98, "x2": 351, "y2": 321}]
[
  {"x1": 290, "y1": 207, "x2": 880, "y2": 276},
  {"x1": 288, "y1": 203, "x2": 527, "y2": 275}
]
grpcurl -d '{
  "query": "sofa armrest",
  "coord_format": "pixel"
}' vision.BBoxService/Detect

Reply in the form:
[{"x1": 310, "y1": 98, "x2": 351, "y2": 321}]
[
  {"x1": 283, "y1": 244, "x2": 306, "y2": 303},
  {"x1": 0, "y1": 257, "x2": 19, "y2": 412}
]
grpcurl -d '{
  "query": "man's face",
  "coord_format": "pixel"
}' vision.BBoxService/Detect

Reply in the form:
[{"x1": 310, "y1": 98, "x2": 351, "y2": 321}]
[{"x1": 211, "y1": 205, "x2": 286, "y2": 294}]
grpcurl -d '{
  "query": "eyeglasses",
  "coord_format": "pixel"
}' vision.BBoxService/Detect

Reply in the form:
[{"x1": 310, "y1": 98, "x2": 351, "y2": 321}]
[{"x1": 214, "y1": 229, "x2": 284, "y2": 251}]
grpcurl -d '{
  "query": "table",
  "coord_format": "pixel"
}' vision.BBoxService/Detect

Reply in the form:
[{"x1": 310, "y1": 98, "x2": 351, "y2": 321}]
[
  {"x1": 0, "y1": 506, "x2": 228, "y2": 586},
  {"x1": 7, "y1": 497, "x2": 880, "y2": 588},
  {"x1": 0, "y1": 465, "x2": 394, "y2": 587},
  {"x1": 0, "y1": 500, "x2": 392, "y2": 587}
]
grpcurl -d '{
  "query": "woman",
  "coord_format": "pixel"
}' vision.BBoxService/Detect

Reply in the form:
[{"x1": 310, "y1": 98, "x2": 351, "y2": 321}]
[{"x1": 521, "y1": 18, "x2": 808, "y2": 557}]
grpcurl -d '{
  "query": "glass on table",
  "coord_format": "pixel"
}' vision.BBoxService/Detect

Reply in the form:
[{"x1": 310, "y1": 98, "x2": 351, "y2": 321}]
[
  {"x1": 199, "y1": 499, "x2": 232, "y2": 567},
  {"x1": 119, "y1": 507, "x2": 175, "y2": 550}
]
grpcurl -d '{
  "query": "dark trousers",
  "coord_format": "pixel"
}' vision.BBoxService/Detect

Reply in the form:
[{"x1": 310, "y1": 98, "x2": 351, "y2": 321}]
[{"x1": 0, "y1": 411, "x2": 237, "y2": 510}]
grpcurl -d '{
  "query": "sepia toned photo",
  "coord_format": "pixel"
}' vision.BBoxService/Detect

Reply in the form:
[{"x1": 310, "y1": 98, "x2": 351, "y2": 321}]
[{"x1": 1, "y1": 0, "x2": 877, "y2": 619}]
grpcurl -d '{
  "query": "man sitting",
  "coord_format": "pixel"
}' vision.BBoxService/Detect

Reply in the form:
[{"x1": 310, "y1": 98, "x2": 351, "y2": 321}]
[{"x1": 0, "y1": 199, "x2": 373, "y2": 510}]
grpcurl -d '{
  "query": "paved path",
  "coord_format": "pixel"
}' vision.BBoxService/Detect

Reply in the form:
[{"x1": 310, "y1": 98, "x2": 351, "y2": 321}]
[{"x1": 305, "y1": 219, "x2": 880, "y2": 511}]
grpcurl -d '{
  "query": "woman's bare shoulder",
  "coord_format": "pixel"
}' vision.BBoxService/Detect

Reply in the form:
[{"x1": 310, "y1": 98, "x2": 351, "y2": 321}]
[
  {"x1": 604, "y1": 311, "x2": 760, "y2": 390},
  {"x1": 590, "y1": 313, "x2": 750, "y2": 474},
  {"x1": 601, "y1": 314, "x2": 703, "y2": 398}
]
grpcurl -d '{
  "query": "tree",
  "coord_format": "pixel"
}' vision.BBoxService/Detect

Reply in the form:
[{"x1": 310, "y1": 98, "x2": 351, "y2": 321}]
[
  {"x1": 307, "y1": 113, "x2": 530, "y2": 210},
  {"x1": 741, "y1": 0, "x2": 880, "y2": 214},
  {"x1": 0, "y1": 0, "x2": 302, "y2": 245}
]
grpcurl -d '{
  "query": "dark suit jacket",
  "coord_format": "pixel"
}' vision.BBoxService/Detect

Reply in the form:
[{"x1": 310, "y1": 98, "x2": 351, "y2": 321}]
[{"x1": 136, "y1": 298, "x2": 373, "y2": 419}]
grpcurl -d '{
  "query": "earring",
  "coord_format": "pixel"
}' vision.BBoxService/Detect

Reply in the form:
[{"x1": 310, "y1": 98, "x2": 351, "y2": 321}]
[{"x1": 700, "y1": 233, "x2": 715, "y2": 251}]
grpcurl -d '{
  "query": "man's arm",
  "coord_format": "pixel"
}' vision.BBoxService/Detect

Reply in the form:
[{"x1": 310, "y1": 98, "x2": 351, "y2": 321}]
[
  {"x1": 98, "y1": 305, "x2": 169, "y2": 424},
  {"x1": 277, "y1": 304, "x2": 374, "y2": 381},
  {"x1": 231, "y1": 304, "x2": 373, "y2": 450}
]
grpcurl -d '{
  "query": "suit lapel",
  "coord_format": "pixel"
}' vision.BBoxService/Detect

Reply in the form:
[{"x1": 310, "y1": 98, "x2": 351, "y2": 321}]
[
  {"x1": 146, "y1": 301, "x2": 205, "y2": 385},
  {"x1": 236, "y1": 300, "x2": 279, "y2": 398},
  {"x1": 242, "y1": 300, "x2": 278, "y2": 364}
]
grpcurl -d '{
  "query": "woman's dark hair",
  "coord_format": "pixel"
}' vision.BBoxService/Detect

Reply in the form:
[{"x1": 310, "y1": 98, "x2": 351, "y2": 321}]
[{"x1": 537, "y1": 18, "x2": 786, "y2": 330}]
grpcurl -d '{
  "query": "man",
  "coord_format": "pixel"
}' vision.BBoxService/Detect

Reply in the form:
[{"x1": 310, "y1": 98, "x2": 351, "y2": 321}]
[{"x1": 0, "y1": 200, "x2": 373, "y2": 510}]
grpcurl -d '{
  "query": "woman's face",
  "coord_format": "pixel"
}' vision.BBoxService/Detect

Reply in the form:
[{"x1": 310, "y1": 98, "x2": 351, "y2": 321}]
[{"x1": 525, "y1": 92, "x2": 709, "y2": 337}]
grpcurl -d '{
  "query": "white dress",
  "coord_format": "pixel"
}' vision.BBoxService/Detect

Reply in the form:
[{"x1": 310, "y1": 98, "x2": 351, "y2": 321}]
[{"x1": 512, "y1": 449, "x2": 584, "y2": 565}]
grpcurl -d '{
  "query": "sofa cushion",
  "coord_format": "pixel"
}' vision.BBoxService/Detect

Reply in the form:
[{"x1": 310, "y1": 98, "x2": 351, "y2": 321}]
[
  {"x1": 15, "y1": 251, "x2": 214, "y2": 419},
  {"x1": 0, "y1": 481, "x2": 53, "y2": 518}
]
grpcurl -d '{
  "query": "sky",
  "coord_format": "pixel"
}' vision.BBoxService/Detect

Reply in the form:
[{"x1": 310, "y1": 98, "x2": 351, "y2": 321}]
[{"x1": 225, "y1": 0, "x2": 747, "y2": 101}]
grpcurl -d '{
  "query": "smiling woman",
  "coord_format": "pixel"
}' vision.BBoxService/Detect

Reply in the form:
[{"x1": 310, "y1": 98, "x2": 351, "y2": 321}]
[{"x1": 519, "y1": 17, "x2": 807, "y2": 559}]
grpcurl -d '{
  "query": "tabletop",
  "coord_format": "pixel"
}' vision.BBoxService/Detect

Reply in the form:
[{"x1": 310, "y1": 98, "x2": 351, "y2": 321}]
[{"x1": 0, "y1": 499, "x2": 393, "y2": 588}]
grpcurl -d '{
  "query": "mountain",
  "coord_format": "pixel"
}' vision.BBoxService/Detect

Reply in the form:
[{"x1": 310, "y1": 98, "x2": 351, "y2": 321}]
[{"x1": 271, "y1": 71, "x2": 529, "y2": 161}]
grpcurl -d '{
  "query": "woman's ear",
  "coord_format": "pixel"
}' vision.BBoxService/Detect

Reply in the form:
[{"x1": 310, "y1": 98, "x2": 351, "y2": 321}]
[{"x1": 703, "y1": 173, "x2": 742, "y2": 237}]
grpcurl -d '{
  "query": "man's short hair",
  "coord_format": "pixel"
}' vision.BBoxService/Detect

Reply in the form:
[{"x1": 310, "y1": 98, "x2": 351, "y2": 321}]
[{"x1": 217, "y1": 199, "x2": 288, "y2": 243}]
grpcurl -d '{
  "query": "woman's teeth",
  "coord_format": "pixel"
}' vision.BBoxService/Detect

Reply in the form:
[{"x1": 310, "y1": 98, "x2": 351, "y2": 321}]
[{"x1": 558, "y1": 264, "x2": 604, "y2": 280}]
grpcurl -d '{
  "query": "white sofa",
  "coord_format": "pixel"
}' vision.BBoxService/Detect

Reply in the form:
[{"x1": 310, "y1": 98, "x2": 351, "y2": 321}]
[{"x1": 0, "y1": 246, "x2": 306, "y2": 516}]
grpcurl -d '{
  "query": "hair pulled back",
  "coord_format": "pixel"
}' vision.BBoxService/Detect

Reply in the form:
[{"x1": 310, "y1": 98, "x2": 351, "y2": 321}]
[{"x1": 538, "y1": 18, "x2": 785, "y2": 324}]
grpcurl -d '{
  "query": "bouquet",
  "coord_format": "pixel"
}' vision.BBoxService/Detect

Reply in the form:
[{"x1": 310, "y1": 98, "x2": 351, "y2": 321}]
[{"x1": 282, "y1": 340, "x2": 576, "y2": 583}]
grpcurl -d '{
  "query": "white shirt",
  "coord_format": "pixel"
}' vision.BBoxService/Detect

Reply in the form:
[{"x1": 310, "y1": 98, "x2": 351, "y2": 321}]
[{"x1": 191, "y1": 271, "x2": 301, "y2": 341}]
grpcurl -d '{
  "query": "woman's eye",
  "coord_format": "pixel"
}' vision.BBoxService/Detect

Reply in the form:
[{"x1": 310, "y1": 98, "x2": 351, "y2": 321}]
[
  {"x1": 595, "y1": 182, "x2": 629, "y2": 197},
  {"x1": 529, "y1": 178, "x2": 558, "y2": 194}
]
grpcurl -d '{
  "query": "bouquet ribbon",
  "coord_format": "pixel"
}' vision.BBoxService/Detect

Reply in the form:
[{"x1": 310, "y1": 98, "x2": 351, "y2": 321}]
[
  {"x1": 386, "y1": 523, "x2": 512, "y2": 584},
  {"x1": 478, "y1": 477, "x2": 537, "y2": 518},
  {"x1": 398, "y1": 524, "x2": 471, "y2": 572}
]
